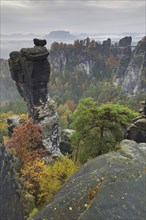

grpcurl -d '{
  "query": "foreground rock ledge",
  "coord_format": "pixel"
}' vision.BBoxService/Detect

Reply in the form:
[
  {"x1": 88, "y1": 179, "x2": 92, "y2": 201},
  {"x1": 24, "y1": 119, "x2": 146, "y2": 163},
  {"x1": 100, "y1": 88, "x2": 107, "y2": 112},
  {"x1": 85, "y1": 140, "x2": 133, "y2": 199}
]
[{"x1": 32, "y1": 140, "x2": 146, "y2": 220}]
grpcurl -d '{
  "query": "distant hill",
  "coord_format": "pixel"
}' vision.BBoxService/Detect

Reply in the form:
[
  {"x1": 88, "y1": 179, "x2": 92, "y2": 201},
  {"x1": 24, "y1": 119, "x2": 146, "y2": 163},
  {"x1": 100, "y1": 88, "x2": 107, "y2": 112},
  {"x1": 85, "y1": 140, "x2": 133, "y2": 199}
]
[{"x1": 45, "y1": 31, "x2": 76, "y2": 43}]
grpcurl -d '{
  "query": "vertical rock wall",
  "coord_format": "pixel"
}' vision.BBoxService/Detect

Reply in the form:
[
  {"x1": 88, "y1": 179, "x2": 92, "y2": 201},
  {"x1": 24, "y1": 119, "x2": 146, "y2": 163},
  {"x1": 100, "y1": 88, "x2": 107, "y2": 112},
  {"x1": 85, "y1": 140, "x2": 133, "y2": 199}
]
[
  {"x1": 0, "y1": 141, "x2": 24, "y2": 220},
  {"x1": 116, "y1": 36, "x2": 146, "y2": 95}
]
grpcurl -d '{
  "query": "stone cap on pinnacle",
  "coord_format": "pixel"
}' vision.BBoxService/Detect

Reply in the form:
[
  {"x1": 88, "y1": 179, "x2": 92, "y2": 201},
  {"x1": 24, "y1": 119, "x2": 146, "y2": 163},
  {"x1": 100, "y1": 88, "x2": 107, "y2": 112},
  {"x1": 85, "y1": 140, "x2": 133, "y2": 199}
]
[{"x1": 33, "y1": 38, "x2": 47, "y2": 47}]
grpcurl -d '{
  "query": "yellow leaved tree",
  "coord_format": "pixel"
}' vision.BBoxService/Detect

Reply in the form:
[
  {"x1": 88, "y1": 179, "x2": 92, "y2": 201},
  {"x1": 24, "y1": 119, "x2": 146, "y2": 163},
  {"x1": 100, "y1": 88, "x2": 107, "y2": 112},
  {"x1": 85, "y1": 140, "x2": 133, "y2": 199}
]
[{"x1": 21, "y1": 156, "x2": 79, "y2": 207}]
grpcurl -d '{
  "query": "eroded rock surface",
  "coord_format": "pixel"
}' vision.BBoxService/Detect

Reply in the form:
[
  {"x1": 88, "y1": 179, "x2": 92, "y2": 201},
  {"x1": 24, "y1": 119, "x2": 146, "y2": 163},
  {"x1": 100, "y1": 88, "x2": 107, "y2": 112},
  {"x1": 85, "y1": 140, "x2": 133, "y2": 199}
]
[
  {"x1": 34, "y1": 98, "x2": 61, "y2": 158},
  {"x1": 32, "y1": 140, "x2": 146, "y2": 220},
  {"x1": 116, "y1": 46, "x2": 131, "y2": 81},
  {"x1": 0, "y1": 142, "x2": 24, "y2": 220},
  {"x1": 119, "y1": 36, "x2": 132, "y2": 47},
  {"x1": 8, "y1": 40, "x2": 50, "y2": 117},
  {"x1": 125, "y1": 101, "x2": 146, "y2": 143},
  {"x1": 116, "y1": 36, "x2": 146, "y2": 95},
  {"x1": 59, "y1": 129, "x2": 74, "y2": 155},
  {"x1": 8, "y1": 39, "x2": 61, "y2": 157}
]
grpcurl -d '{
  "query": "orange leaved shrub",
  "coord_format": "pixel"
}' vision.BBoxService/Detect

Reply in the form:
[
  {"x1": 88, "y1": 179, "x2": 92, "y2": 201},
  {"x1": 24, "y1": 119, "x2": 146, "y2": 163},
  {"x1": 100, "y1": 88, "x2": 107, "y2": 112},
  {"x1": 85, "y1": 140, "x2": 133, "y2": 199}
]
[{"x1": 6, "y1": 118, "x2": 44, "y2": 165}]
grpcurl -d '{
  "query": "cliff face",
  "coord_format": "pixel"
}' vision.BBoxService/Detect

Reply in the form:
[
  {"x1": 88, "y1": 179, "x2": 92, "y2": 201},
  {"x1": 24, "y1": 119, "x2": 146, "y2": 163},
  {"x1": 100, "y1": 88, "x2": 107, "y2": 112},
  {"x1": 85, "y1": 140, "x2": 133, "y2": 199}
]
[
  {"x1": 49, "y1": 36, "x2": 146, "y2": 96},
  {"x1": 49, "y1": 38, "x2": 115, "y2": 77},
  {"x1": 0, "y1": 36, "x2": 146, "y2": 102},
  {"x1": 0, "y1": 141, "x2": 24, "y2": 220},
  {"x1": 116, "y1": 36, "x2": 146, "y2": 95},
  {"x1": 115, "y1": 46, "x2": 131, "y2": 79}
]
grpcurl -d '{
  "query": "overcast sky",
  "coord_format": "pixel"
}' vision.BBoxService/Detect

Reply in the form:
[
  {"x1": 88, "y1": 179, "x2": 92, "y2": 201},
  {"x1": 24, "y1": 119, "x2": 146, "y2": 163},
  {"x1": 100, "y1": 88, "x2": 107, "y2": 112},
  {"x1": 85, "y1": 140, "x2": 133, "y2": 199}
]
[{"x1": 1, "y1": 0, "x2": 145, "y2": 35}]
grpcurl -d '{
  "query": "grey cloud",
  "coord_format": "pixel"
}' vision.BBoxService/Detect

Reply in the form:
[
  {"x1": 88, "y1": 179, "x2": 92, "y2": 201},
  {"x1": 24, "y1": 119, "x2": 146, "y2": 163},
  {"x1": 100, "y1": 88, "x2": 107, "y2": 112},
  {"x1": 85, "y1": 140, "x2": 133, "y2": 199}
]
[
  {"x1": 1, "y1": 0, "x2": 145, "y2": 34},
  {"x1": 85, "y1": 0, "x2": 145, "y2": 9}
]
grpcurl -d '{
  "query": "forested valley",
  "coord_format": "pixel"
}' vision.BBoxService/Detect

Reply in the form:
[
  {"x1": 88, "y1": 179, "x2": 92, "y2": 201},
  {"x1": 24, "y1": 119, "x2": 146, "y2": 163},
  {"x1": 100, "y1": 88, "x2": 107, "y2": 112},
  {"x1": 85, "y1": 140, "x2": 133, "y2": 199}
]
[{"x1": 0, "y1": 36, "x2": 146, "y2": 219}]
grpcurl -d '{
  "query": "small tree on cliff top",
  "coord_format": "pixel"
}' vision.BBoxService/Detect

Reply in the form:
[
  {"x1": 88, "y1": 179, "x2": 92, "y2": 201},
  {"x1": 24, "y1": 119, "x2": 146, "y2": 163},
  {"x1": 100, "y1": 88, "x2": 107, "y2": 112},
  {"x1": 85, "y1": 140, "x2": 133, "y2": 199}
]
[{"x1": 71, "y1": 98, "x2": 139, "y2": 163}]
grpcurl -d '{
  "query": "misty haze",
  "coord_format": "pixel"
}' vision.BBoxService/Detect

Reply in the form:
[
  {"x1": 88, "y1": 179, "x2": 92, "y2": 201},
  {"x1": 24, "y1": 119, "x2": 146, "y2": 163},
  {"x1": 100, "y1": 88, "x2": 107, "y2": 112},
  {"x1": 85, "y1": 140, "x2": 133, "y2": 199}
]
[
  {"x1": 0, "y1": 1, "x2": 146, "y2": 220},
  {"x1": 1, "y1": 31, "x2": 144, "y2": 59}
]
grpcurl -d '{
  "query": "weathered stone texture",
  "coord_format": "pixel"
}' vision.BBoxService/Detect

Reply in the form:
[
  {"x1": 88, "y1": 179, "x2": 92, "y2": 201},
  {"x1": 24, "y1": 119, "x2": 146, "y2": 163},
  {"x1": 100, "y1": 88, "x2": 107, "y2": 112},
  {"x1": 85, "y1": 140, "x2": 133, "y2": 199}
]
[
  {"x1": 32, "y1": 140, "x2": 146, "y2": 220},
  {"x1": 116, "y1": 46, "x2": 131, "y2": 79},
  {"x1": 59, "y1": 129, "x2": 74, "y2": 155},
  {"x1": 0, "y1": 142, "x2": 24, "y2": 220},
  {"x1": 8, "y1": 39, "x2": 61, "y2": 157},
  {"x1": 125, "y1": 101, "x2": 146, "y2": 143},
  {"x1": 34, "y1": 98, "x2": 61, "y2": 158},
  {"x1": 116, "y1": 36, "x2": 146, "y2": 95},
  {"x1": 119, "y1": 36, "x2": 132, "y2": 47},
  {"x1": 8, "y1": 45, "x2": 50, "y2": 117}
]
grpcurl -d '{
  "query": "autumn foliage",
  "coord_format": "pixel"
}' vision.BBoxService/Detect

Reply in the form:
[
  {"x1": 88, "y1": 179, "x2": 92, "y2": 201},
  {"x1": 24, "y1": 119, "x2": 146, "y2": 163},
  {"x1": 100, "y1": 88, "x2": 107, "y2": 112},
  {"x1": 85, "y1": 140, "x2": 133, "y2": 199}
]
[
  {"x1": 21, "y1": 156, "x2": 78, "y2": 207},
  {"x1": 6, "y1": 118, "x2": 43, "y2": 165},
  {"x1": 5, "y1": 116, "x2": 79, "y2": 210}
]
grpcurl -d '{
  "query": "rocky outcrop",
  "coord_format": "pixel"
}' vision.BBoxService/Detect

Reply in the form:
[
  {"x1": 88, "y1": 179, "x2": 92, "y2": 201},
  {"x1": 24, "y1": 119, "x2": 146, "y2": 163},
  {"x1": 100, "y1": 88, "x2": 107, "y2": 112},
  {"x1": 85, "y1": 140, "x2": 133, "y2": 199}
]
[
  {"x1": 49, "y1": 36, "x2": 146, "y2": 95},
  {"x1": 8, "y1": 39, "x2": 50, "y2": 117},
  {"x1": 49, "y1": 49, "x2": 67, "y2": 74},
  {"x1": 119, "y1": 36, "x2": 132, "y2": 47},
  {"x1": 34, "y1": 98, "x2": 61, "y2": 159},
  {"x1": 32, "y1": 139, "x2": 146, "y2": 220},
  {"x1": 49, "y1": 38, "x2": 113, "y2": 77},
  {"x1": 59, "y1": 129, "x2": 74, "y2": 155},
  {"x1": 0, "y1": 141, "x2": 24, "y2": 220},
  {"x1": 102, "y1": 38, "x2": 111, "y2": 47},
  {"x1": 115, "y1": 37, "x2": 132, "y2": 80},
  {"x1": 8, "y1": 39, "x2": 61, "y2": 158},
  {"x1": 116, "y1": 36, "x2": 146, "y2": 95},
  {"x1": 125, "y1": 101, "x2": 146, "y2": 143}
]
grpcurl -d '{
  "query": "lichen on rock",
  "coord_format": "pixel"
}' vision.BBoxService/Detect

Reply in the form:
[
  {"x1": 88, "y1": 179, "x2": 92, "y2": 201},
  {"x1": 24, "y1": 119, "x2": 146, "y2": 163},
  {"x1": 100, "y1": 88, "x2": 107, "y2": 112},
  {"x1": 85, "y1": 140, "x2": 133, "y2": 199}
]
[{"x1": 31, "y1": 140, "x2": 146, "y2": 220}]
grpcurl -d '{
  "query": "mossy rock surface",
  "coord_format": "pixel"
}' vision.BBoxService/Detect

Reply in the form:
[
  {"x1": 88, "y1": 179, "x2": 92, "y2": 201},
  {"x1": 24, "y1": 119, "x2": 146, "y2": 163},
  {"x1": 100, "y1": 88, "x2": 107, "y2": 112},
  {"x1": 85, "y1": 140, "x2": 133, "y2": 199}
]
[{"x1": 32, "y1": 140, "x2": 146, "y2": 220}]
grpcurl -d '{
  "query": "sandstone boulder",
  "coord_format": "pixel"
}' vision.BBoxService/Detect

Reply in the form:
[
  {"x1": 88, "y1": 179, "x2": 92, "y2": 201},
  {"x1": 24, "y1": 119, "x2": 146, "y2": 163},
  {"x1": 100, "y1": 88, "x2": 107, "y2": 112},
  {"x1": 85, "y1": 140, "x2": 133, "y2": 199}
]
[{"x1": 32, "y1": 140, "x2": 146, "y2": 220}]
